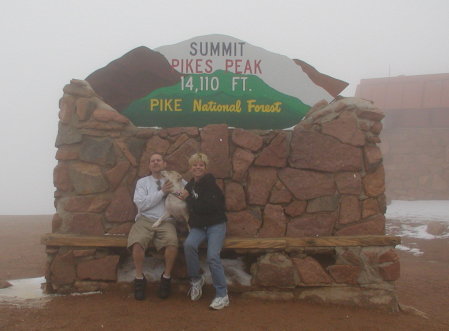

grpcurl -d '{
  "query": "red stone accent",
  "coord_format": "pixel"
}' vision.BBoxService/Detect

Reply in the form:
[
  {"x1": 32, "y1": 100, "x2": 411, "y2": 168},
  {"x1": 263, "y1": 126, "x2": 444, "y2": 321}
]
[
  {"x1": 247, "y1": 167, "x2": 278, "y2": 205},
  {"x1": 225, "y1": 182, "x2": 247, "y2": 211},
  {"x1": 328, "y1": 265, "x2": 361, "y2": 284},
  {"x1": 53, "y1": 163, "x2": 73, "y2": 192},
  {"x1": 279, "y1": 168, "x2": 335, "y2": 200},
  {"x1": 378, "y1": 249, "x2": 399, "y2": 264},
  {"x1": 59, "y1": 95, "x2": 76, "y2": 124},
  {"x1": 269, "y1": 180, "x2": 292, "y2": 204},
  {"x1": 105, "y1": 186, "x2": 137, "y2": 223},
  {"x1": 226, "y1": 210, "x2": 261, "y2": 237},
  {"x1": 200, "y1": 124, "x2": 231, "y2": 178},
  {"x1": 75, "y1": 97, "x2": 97, "y2": 121},
  {"x1": 114, "y1": 140, "x2": 137, "y2": 167},
  {"x1": 92, "y1": 108, "x2": 129, "y2": 124},
  {"x1": 370, "y1": 121, "x2": 383, "y2": 135},
  {"x1": 163, "y1": 127, "x2": 199, "y2": 137},
  {"x1": 364, "y1": 145, "x2": 382, "y2": 171},
  {"x1": 336, "y1": 215, "x2": 385, "y2": 236},
  {"x1": 307, "y1": 195, "x2": 338, "y2": 213},
  {"x1": 287, "y1": 213, "x2": 337, "y2": 237},
  {"x1": 167, "y1": 134, "x2": 189, "y2": 154},
  {"x1": 289, "y1": 130, "x2": 363, "y2": 172},
  {"x1": 292, "y1": 257, "x2": 332, "y2": 285},
  {"x1": 254, "y1": 132, "x2": 288, "y2": 168},
  {"x1": 341, "y1": 250, "x2": 362, "y2": 266},
  {"x1": 52, "y1": 213, "x2": 63, "y2": 233},
  {"x1": 68, "y1": 162, "x2": 109, "y2": 195},
  {"x1": 253, "y1": 253, "x2": 295, "y2": 288},
  {"x1": 165, "y1": 139, "x2": 200, "y2": 174},
  {"x1": 231, "y1": 128, "x2": 263, "y2": 152},
  {"x1": 362, "y1": 198, "x2": 380, "y2": 219},
  {"x1": 339, "y1": 195, "x2": 361, "y2": 224},
  {"x1": 105, "y1": 161, "x2": 131, "y2": 190},
  {"x1": 259, "y1": 204, "x2": 288, "y2": 237},
  {"x1": 68, "y1": 213, "x2": 105, "y2": 235},
  {"x1": 56, "y1": 144, "x2": 80, "y2": 161},
  {"x1": 335, "y1": 172, "x2": 362, "y2": 195},
  {"x1": 379, "y1": 261, "x2": 400, "y2": 281},
  {"x1": 232, "y1": 148, "x2": 255, "y2": 181},
  {"x1": 77, "y1": 255, "x2": 120, "y2": 281},
  {"x1": 321, "y1": 111, "x2": 365, "y2": 146},
  {"x1": 356, "y1": 107, "x2": 385, "y2": 121},
  {"x1": 284, "y1": 200, "x2": 307, "y2": 217},
  {"x1": 50, "y1": 251, "x2": 76, "y2": 285},
  {"x1": 64, "y1": 196, "x2": 110, "y2": 213},
  {"x1": 363, "y1": 165, "x2": 385, "y2": 197}
]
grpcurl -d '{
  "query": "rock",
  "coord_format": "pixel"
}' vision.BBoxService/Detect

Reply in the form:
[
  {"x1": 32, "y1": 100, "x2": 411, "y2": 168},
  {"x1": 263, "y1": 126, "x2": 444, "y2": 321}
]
[
  {"x1": 231, "y1": 128, "x2": 263, "y2": 151},
  {"x1": 287, "y1": 213, "x2": 337, "y2": 237},
  {"x1": 307, "y1": 195, "x2": 339, "y2": 213},
  {"x1": 335, "y1": 172, "x2": 362, "y2": 195},
  {"x1": 92, "y1": 108, "x2": 129, "y2": 124},
  {"x1": 75, "y1": 97, "x2": 97, "y2": 121},
  {"x1": 370, "y1": 121, "x2": 383, "y2": 135},
  {"x1": 252, "y1": 253, "x2": 295, "y2": 288},
  {"x1": 53, "y1": 163, "x2": 73, "y2": 192},
  {"x1": 364, "y1": 145, "x2": 382, "y2": 171},
  {"x1": 284, "y1": 200, "x2": 307, "y2": 217},
  {"x1": 165, "y1": 138, "x2": 200, "y2": 174},
  {"x1": 225, "y1": 182, "x2": 247, "y2": 211},
  {"x1": 279, "y1": 168, "x2": 335, "y2": 200},
  {"x1": 289, "y1": 130, "x2": 363, "y2": 172},
  {"x1": 247, "y1": 167, "x2": 278, "y2": 205},
  {"x1": 254, "y1": 132, "x2": 288, "y2": 167},
  {"x1": 0, "y1": 280, "x2": 12, "y2": 288},
  {"x1": 321, "y1": 111, "x2": 365, "y2": 146},
  {"x1": 232, "y1": 148, "x2": 255, "y2": 181},
  {"x1": 226, "y1": 210, "x2": 261, "y2": 237},
  {"x1": 67, "y1": 213, "x2": 105, "y2": 235},
  {"x1": 292, "y1": 256, "x2": 332, "y2": 285},
  {"x1": 59, "y1": 95, "x2": 76, "y2": 124},
  {"x1": 63, "y1": 79, "x2": 96, "y2": 98},
  {"x1": 69, "y1": 162, "x2": 109, "y2": 194},
  {"x1": 105, "y1": 186, "x2": 137, "y2": 223},
  {"x1": 362, "y1": 198, "x2": 380, "y2": 219},
  {"x1": 80, "y1": 137, "x2": 116, "y2": 167},
  {"x1": 336, "y1": 214, "x2": 385, "y2": 236},
  {"x1": 378, "y1": 261, "x2": 400, "y2": 281},
  {"x1": 77, "y1": 255, "x2": 120, "y2": 281},
  {"x1": 52, "y1": 213, "x2": 63, "y2": 233},
  {"x1": 259, "y1": 204, "x2": 288, "y2": 237},
  {"x1": 105, "y1": 160, "x2": 131, "y2": 190},
  {"x1": 55, "y1": 144, "x2": 80, "y2": 161},
  {"x1": 356, "y1": 106, "x2": 385, "y2": 121},
  {"x1": 55, "y1": 122, "x2": 82, "y2": 147},
  {"x1": 167, "y1": 134, "x2": 190, "y2": 154},
  {"x1": 269, "y1": 180, "x2": 292, "y2": 204},
  {"x1": 50, "y1": 251, "x2": 76, "y2": 285},
  {"x1": 64, "y1": 196, "x2": 110, "y2": 213},
  {"x1": 426, "y1": 221, "x2": 447, "y2": 236},
  {"x1": 339, "y1": 195, "x2": 361, "y2": 224},
  {"x1": 163, "y1": 127, "x2": 199, "y2": 137},
  {"x1": 363, "y1": 165, "x2": 385, "y2": 197},
  {"x1": 200, "y1": 124, "x2": 231, "y2": 178},
  {"x1": 327, "y1": 265, "x2": 361, "y2": 284}
]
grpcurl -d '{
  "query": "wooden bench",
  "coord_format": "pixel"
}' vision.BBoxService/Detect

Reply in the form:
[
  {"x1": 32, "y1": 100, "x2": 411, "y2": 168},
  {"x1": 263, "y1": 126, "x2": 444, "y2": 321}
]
[{"x1": 41, "y1": 233, "x2": 401, "y2": 249}]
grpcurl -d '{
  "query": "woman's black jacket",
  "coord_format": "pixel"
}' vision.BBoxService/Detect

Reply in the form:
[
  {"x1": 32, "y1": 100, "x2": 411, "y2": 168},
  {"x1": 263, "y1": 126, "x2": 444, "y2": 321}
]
[{"x1": 184, "y1": 173, "x2": 227, "y2": 229}]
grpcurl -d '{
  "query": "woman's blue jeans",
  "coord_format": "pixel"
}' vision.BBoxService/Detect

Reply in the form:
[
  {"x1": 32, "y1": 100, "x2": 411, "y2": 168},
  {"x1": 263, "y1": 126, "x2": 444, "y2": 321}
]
[{"x1": 183, "y1": 222, "x2": 227, "y2": 297}]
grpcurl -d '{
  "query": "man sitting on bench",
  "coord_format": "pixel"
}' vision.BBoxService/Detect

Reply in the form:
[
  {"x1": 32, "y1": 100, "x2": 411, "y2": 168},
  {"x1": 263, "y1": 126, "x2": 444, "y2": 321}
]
[{"x1": 127, "y1": 153, "x2": 178, "y2": 300}]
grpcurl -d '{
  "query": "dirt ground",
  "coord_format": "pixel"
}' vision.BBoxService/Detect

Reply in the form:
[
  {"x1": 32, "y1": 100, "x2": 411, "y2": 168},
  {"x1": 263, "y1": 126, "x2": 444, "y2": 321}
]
[{"x1": 0, "y1": 215, "x2": 448, "y2": 331}]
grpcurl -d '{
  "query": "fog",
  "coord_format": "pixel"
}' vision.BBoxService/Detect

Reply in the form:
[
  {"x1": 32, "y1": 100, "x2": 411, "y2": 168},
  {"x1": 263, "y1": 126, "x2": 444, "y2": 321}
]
[{"x1": 1, "y1": 0, "x2": 448, "y2": 214}]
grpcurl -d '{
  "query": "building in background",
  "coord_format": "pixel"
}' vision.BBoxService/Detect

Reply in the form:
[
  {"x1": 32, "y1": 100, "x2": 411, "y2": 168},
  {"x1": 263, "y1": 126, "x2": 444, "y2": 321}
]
[{"x1": 356, "y1": 73, "x2": 449, "y2": 200}]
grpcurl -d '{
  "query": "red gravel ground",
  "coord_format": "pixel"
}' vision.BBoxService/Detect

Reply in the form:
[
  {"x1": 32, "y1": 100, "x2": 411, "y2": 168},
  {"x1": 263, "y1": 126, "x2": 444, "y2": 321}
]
[{"x1": 0, "y1": 215, "x2": 448, "y2": 330}]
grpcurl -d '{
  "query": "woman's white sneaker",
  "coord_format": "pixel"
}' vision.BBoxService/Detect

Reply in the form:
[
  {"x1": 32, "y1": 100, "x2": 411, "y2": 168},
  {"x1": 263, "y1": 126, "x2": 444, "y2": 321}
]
[
  {"x1": 209, "y1": 295, "x2": 230, "y2": 310},
  {"x1": 188, "y1": 275, "x2": 205, "y2": 301}
]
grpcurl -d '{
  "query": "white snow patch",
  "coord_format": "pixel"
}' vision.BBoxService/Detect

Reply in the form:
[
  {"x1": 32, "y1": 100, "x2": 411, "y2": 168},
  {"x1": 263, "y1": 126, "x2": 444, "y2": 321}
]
[{"x1": 0, "y1": 277, "x2": 46, "y2": 300}]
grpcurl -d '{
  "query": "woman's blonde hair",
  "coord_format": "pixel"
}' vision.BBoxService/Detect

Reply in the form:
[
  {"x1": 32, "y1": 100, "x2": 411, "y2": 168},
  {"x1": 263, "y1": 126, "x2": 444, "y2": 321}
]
[{"x1": 188, "y1": 152, "x2": 209, "y2": 167}]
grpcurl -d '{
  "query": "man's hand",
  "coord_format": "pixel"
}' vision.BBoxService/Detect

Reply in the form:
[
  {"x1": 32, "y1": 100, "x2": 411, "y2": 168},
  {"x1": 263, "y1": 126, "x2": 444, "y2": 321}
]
[
  {"x1": 161, "y1": 181, "x2": 173, "y2": 194},
  {"x1": 178, "y1": 189, "x2": 189, "y2": 200}
]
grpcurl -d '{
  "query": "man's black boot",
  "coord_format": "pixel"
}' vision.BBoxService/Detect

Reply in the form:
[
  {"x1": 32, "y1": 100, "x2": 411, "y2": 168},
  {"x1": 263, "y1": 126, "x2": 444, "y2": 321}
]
[
  {"x1": 134, "y1": 276, "x2": 147, "y2": 300},
  {"x1": 157, "y1": 274, "x2": 171, "y2": 299}
]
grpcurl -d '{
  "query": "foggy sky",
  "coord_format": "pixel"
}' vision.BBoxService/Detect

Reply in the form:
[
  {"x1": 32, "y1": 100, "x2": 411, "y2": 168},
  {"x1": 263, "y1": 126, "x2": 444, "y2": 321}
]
[{"x1": 1, "y1": 0, "x2": 448, "y2": 214}]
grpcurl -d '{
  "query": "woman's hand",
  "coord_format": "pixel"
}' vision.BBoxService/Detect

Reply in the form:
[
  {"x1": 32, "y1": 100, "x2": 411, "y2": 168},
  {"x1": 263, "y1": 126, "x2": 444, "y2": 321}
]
[{"x1": 178, "y1": 189, "x2": 189, "y2": 200}]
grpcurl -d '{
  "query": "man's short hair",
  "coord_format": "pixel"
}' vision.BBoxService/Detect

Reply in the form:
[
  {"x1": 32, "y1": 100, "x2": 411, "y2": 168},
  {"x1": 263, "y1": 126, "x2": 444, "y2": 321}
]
[
  {"x1": 149, "y1": 152, "x2": 165, "y2": 161},
  {"x1": 188, "y1": 153, "x2": 209, "y2": 167}
]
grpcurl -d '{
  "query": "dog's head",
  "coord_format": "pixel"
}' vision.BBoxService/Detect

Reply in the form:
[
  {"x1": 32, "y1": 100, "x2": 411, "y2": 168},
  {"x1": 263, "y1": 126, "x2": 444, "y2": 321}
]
[{"x1": 160, "y1": 170, "x2": 183, "y2": 184}]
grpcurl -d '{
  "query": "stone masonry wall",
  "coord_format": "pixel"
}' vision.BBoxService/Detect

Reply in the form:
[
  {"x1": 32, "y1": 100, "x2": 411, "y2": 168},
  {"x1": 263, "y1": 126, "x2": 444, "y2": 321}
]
[{"x1": 48, "y1": 79, "x2": 399, "y2": 309}]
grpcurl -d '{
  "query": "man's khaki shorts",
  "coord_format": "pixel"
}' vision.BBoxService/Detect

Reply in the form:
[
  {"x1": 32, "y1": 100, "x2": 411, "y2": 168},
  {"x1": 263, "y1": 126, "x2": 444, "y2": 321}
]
[{"x1": 127, "y1": 215, "x2": 178, "y2": 251}]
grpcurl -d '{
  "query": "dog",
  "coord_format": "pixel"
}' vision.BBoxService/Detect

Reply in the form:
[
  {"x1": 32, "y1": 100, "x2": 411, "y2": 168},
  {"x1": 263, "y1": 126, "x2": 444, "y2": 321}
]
[{"x1": 152, "y1": 170, "x2": 189, "y2": 229}]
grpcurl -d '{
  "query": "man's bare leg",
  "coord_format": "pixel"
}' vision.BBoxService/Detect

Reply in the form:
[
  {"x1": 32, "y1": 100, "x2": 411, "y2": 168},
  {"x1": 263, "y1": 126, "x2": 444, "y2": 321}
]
[
  {"x1": 163, "y1": 245, "x2": 178, "y2": 277},
  {"x1": 132, "y1": 243, "x2": 145, "y2": 278}
]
